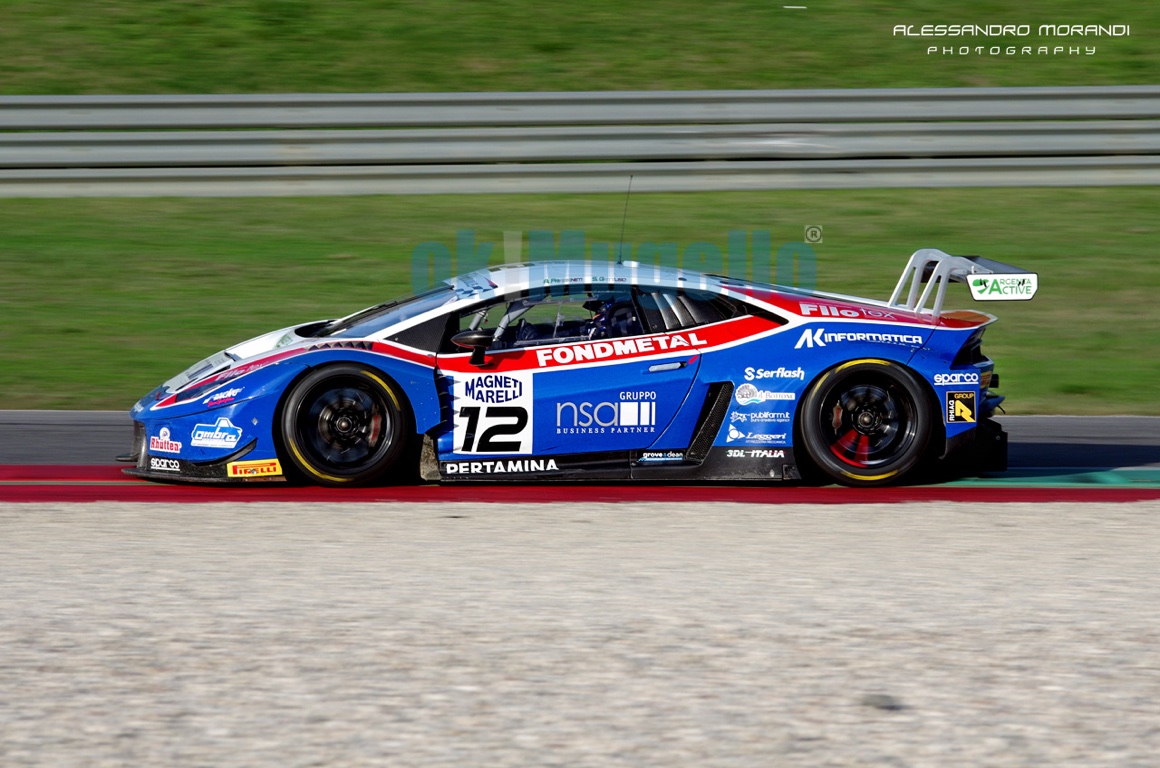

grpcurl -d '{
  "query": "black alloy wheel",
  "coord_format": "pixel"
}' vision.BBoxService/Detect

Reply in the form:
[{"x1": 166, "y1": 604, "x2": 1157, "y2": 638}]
[
  {"x1": 280, "y1": 365, "x2": 408, "y2": 486},
  {"x1": 799, "y1": 359, "x2": 933, "y2": 487}
]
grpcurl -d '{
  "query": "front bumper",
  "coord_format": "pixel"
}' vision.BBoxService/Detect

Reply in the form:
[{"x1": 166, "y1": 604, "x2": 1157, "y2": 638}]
[{"x1": 118, "y1": 404, "x2": 286, "y2": 484}]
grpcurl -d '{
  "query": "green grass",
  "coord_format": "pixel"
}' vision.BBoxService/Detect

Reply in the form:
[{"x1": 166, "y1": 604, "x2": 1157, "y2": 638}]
[
  {"x1": 1, "y1": 188, "x2": 1157, "y2": 413},
  {"x1": 0, "y1": 0, "x2": 1156, "y2": 93}
]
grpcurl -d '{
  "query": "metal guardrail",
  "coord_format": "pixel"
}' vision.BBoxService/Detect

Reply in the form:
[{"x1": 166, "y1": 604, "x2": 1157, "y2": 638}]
[
  {"x1": 4, "y1": 122, "x2": 1159, "y2": 168},
  {"x1": 5, "y1": 86, "x2": 1160, "y2": 129},
  {"x1": 1, "y1": 87, "x2": 1158, "y2": 196},
  {"x1": 4, "y1": 157, "x2": 1157, "y2": 197}
]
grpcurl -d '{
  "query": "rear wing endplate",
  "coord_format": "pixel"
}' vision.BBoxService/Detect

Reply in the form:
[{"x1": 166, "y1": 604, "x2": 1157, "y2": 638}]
[{"x1": 888, "y1": 249, "x2": 1038, "y2": 318}]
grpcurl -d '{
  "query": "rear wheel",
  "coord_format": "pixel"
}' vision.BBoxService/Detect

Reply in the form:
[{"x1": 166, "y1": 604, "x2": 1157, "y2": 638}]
[
  {"x1": 280, "y1": 365, "x2": 408, "y2": 486},
  {"x1": 799, "y1": 359, "x2": 932, "y2": 487}
]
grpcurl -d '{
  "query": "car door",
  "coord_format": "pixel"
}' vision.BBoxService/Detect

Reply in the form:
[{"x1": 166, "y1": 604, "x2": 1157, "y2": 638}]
[{"x1": 433, "y1": 287, "x2": 701, "y2": 465}]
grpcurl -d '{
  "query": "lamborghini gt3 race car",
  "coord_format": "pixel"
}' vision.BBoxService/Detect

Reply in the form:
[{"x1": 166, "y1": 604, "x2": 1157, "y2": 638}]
[{"x1": 120, "y1": 249, "x2": 1037, "y2": 487}]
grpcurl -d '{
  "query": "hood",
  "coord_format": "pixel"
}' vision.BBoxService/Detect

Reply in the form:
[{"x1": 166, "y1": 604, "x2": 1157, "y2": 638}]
[{"x1": 160, "y1": 319, "x2": 330, "y2": 395}]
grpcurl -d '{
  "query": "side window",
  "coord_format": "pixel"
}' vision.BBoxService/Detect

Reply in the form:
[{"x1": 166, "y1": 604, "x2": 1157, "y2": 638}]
[
  {"x1": 445, "y1": 290, "x2": 643, "y2": 352},
  {"x1": 636, "y1": 289, "x2": 760, "y2": 332},
  {"x1": 510, "y1": 299, "x2": 593, "y2": 345}
]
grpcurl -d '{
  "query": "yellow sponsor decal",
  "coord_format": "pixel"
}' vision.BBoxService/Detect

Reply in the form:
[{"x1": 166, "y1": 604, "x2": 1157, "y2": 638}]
[
  {"x1": 945, "y1": 391, "x2": 977, "y2": 424},
  {"x1": 227, "y1": 458, "x2": 283, "y2": 478}
]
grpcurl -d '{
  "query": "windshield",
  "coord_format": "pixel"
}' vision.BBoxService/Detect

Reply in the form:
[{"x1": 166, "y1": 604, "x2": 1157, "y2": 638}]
[{"x1": 316, "y1": 284, "x2": 457, "y2": 338}]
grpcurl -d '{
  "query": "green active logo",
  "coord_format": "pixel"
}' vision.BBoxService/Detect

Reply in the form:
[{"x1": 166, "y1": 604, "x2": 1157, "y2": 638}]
[{"x1": 969, "y1": 274, "x2": 1038, "y2": 301}]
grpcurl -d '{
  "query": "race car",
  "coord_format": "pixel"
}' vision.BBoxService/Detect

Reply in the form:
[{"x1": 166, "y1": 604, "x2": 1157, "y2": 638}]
[{"x1": 120, "y1": 248, "x2": 1037, "y2": 487}]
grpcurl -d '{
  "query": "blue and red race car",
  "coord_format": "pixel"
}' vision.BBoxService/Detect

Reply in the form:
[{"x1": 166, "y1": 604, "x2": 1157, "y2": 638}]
[{"x1": 121, "y1": 249, "x2": 1037, "y2": 487}]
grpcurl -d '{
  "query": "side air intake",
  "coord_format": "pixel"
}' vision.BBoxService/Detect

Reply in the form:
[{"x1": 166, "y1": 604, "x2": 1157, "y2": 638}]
[{"x1": 685, "y1": 382, "x2": 734, "y2": 463}]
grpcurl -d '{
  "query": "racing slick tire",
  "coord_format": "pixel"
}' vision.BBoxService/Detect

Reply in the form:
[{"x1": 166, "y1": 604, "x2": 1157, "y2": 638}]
[
  {"x1": 279, "y1": 365, "x2": 409, "y2": 487},
  {"x1": 799, "y1": 359, "x2": 933, "y2": 487}
]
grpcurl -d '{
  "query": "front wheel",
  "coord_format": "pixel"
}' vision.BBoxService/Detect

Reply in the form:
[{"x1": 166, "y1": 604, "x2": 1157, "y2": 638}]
[
  {"x1": 280, "y1": 365, "x2": 408, "y2": 487},
  {"x1": 798, "y1": 359, "x2": 932, "y2": 487}
]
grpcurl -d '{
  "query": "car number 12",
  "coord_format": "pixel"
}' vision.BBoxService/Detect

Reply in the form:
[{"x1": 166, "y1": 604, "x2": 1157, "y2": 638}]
[
  {"x1": 457, "y1": 406, "x2": 528, "y2": 452},
  {"x1": 452, "y1": 372, "x2": 535, "y2": 454}
]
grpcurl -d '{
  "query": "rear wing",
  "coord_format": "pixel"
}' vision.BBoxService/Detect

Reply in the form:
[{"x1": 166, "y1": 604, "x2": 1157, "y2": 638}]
[{"x1": 888, "y1": 248, "x2": 1038, "y2": 318}]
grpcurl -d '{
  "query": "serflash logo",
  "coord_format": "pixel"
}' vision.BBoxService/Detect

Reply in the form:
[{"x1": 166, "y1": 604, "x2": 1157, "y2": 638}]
[{"x1": 744, "y1": 366, "x2": 805, "y2": 381}]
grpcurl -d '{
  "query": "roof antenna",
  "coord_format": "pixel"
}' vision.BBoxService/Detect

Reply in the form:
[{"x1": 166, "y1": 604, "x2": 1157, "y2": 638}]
[{"x1": 616, "y1": 175, "x2": 633, "y2": 264}]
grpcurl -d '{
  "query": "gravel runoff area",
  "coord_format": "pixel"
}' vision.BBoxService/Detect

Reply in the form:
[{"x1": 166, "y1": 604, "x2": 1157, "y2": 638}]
[{"x1": 3, "y1": 501, "x2": 1160, "y2": 767}]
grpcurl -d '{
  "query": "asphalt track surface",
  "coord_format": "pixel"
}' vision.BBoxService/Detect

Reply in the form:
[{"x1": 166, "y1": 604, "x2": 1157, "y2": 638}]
[
  {"x1": 4, "y1": 411, "x2": 1160, "y2": 470},
  {"x1": 0, "y1": 411, "x2": 1158, "y2": 503}
]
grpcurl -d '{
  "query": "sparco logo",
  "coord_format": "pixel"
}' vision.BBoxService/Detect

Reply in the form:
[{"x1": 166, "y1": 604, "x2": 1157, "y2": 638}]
[
  {"x1": 149, "y1": 457, "x2": 180, "y2": 472},
  {"x1": 794, "y1": 328, "x2": 923, "y2": 349},
  {"x1": 464, "y1": 374, "x2": 523, "y2": 404},
  {"x1": 934, "y1": 372, "x2": 980, "y2": 386}
]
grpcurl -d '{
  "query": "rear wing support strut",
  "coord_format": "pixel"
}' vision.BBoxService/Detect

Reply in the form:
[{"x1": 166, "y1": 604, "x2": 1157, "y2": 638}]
[{"x1": 888, "y1": 249, "x2": 1038, "y2": 319}]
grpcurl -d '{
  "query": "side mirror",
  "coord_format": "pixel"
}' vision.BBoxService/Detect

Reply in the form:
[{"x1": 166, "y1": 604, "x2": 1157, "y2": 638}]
[{"x1": 451, "y1": 329, "x2": 493, "y2": 367}]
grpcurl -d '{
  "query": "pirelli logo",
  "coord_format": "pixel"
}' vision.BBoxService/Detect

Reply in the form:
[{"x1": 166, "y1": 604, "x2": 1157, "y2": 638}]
[{"x1": 227, "y1": 458, "x2": 283, "y2": 478}]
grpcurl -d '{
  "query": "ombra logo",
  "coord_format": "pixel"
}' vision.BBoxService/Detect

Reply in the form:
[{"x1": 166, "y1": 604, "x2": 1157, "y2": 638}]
[{"x1": 190, "y1": 417, "x2": 243, "y2": 449}]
